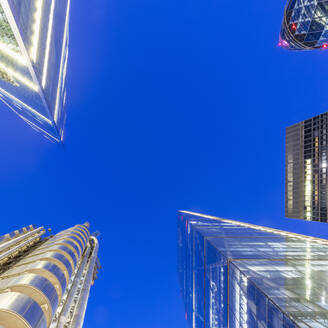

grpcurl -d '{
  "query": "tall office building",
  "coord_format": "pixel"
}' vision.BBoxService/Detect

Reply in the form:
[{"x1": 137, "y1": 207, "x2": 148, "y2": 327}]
[
  {"x1": 286, "y1": 112, "x2": 328, "y2": 222},
  {"x1": 0, "y1": 0, "x2": 71, "y2": 142},
  {"x1": 279, "y1": 0, "x2": 328, "y2": 50},
  {"x1": 0, "y1": 222, "x2": 100, "y2": 328},
  {"x1": 178, "y1": 211, "x2": 328, "y2": 328}
]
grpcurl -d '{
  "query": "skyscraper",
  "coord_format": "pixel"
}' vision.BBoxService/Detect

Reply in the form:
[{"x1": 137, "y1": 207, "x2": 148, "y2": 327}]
[
  {"x1": 0, "y1": 0, "x2": 71, "y2": 142},
  {"x1": 279, "y1": 0, "x2": 328, "y2": 50},
  {"x1": 0, "y1": 222, "x2": 100, "y2": 328},
  {"x1": 178, "y1": 211, "x2": 328, "y2": 328},
  {"x1": 286, "y1": 112, "x2": 328, "y2": 222}
]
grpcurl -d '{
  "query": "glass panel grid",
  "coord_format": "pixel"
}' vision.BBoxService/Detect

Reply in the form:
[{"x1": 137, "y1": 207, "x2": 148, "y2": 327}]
[
  {"x1": 280, "y1": 0, "x2": 328, "y2": 49},
  {"x1": 178, "y1": 212, "x2": 328, "y2": 328}
]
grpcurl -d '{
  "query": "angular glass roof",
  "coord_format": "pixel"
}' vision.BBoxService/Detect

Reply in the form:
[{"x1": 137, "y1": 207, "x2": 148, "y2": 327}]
[
  {"x1": 178, "y1": 211, "x2": 328, "y2": 327},
  {"x1": 0, "y1": 0, "x2": 71, "y2": 142}
]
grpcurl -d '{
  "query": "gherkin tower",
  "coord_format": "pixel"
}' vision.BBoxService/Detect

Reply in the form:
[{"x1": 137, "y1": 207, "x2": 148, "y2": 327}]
[{"x1": 280, "y1": 0, "x2": 328, "y2": 50}]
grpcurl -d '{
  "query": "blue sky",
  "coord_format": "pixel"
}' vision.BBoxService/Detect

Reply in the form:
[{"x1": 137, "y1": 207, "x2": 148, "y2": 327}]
[{"x1": 1, "y1": 0, "x2": 328, "y2": 327}]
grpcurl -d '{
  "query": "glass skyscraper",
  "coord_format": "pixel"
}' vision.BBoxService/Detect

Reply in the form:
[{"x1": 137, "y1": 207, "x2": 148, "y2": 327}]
[
  {"x1": 0, "y1": 0, "x2": 71, "y2": 142},
  {"x1": 286, "y1": 112, "x2": 328, "y2": 222},
  {"x1": 178, "y1": 210, "x2": 328, "y2": 328},
  {"x1": 0, "y1": 222, "x2": 100, "y2": 328},
  {"x1": 279, "y1": 0, "x2": 328, "y2": 50}
]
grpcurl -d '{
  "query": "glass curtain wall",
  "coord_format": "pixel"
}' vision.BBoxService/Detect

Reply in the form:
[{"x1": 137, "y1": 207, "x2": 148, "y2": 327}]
[{"x1": 178, "y1": 211, "x2": 328, "y2": 328}]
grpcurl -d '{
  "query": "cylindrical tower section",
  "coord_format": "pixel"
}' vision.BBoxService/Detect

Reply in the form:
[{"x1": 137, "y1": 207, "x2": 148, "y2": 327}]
[{"x1": 0, "y1": 223, "x2": 91, "y2": 328}]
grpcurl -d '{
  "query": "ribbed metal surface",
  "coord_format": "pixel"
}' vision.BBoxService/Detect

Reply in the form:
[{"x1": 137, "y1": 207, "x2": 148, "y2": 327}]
[
  {"x1": 0, "y1": 225, "x2": 35, "y2": 245},
  {"x1": 70, "y1": 236, "x2": 99, "y2": 328},
  {"x1": 0, "y1": 291, "x2": 47, "y2": 328},
  {"x1": 0, "y1": 227, "x2": 44, "y2": 254},
  {"x1": 0, "y1": 222, "x2": 98, "y2": 328},
  {"x1": 53, "y1": 246, "x2": 91, "y2": 328},
  {"x1": 0, "y1": 273, "x2": 58, "y2": 326}
]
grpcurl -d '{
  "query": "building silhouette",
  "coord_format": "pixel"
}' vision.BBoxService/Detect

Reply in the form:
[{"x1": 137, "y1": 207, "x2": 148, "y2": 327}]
[
  {"x1": 286, "y1": 112, "x2": 328, "y2": 222},
  {"x1": 0, "y1": 0, "x2": 71, "y2": 142},
  {"x1": 280, "y1": 0, "x2": 328, "y2": 50},
  {"x1": 178, "y1": 211, "x2": 328, "y2": 327},
  {"x1": 0, "y1": 222, "x2": 100, "y2": 328}
]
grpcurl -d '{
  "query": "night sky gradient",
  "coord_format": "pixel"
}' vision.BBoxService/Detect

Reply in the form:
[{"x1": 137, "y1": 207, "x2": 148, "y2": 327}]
[{"x1": 0, "y1": 0, "x2": 327, "y2": 327}]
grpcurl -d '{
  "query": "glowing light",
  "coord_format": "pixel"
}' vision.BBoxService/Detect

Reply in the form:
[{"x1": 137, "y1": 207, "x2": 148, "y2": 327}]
[
  {"x1": 179, "y1": 211, "x2": 328, "y2": 245},
  {"x1": 321, "y1": 290, "x2": 326, "y2": 305},
  {"x1": 305, "y1": 159, "x2": 312, "y2": 220},
  {"x1": 0, "y1": 42, "x2": 26, "y2": 66},
  {"x1": 42, "y1": 0, "x2": 55, "y2": 88},
  {"x1": 278, "y1": 40, "x2": 289, "y2": 47},
  {"x1": 322, "y1": 44, "x2": 328, "y2": 49},
  {"x1": 54, "y1": 0, "x2": 70, "y2": 123},
  {"x1": 291, "y1": 23, "x2": 297, "y2": 30},
  {"x1": 30, "y1": 0, "x2": 44, "y2": 62},
  {"x1": 305, "y1": 241, "x2": 311, "y2": 300},
  {"x1": 20, "y1": 116, "x2": 59, "y2": 142},
  {"x1": 0, "y1": 62, "x2": 37, "y2": 91}
]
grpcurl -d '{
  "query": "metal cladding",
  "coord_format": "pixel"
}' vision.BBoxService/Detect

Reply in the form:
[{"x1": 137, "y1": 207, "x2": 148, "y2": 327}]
[
  {"x1": 0, "y1": 274, "x2": 58, "y2": 326},
  {"x1": 0, "y1": 226, "x2": 44, "y2": 266},
  {"x1": 0, "y1": 225, "x2": 35, "y2": 245},
  {"x1": 0, "y1": 292, "x2": 47, "y2": 328},
  {"x1": 0, "y1": 223, "x2": 100, "y2": 328}
]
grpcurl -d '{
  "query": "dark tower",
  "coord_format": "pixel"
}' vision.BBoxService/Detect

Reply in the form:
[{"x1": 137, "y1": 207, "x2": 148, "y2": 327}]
[{"x1": 286, "y1": 112, "x2": 328, "y2": 222}]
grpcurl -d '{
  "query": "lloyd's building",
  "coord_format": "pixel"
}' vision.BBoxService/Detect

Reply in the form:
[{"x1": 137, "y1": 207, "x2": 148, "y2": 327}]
[
  {"x1": 178, "y1": 211, "x2": 328, "y2": 328},
  {"x1": 0, "y1": 223, "x2": 100, "y2": 328}
]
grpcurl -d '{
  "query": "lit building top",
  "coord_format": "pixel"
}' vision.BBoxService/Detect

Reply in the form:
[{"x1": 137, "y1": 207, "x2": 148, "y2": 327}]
[
  {"x1": 178, "y1": 211, "x2": 328, "y2": 328},
  {"x1": 279, "y1": 0, "x2": 328, "y2": 50},
  {"x1": 0, "y1": 0, "x2": 71, "y2": 142}
]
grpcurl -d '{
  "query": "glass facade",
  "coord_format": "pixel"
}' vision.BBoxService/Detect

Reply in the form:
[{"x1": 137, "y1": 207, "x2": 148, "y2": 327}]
[
  {"x1": 0, "y1": 0, "x2": 71, "y2": 142},
  {"x1": 286, "y1": 112, "x2": 328, "y2": 222},
  {"x1": 280, "y1": 0, "x2": 328, "y2": 50},
  {"x1": 178, "y1": 211, "x2": 328, "y2": 327}
]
